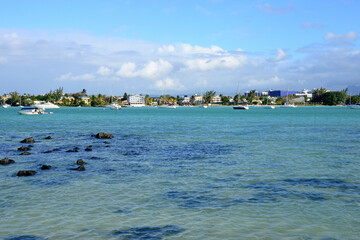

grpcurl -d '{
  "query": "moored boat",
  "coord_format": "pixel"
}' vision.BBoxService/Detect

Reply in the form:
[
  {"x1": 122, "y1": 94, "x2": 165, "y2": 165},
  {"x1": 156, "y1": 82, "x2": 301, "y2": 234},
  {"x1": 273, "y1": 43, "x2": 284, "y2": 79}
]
[
  {"x1": 19, "y1": 107, "x2": 53, "y2": 115},
  {"x1": 33, "y1": 101, "x2": 60, "y2": 109},
  {"x1": 349, "y1": 104, "x2": 360, "y2": 109}
]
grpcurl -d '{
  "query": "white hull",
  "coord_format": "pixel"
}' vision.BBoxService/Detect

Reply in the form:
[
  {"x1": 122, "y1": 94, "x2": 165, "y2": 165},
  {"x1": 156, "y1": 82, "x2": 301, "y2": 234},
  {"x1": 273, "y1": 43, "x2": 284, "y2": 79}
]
[
  {"x1": 158, "y1": 105, "x2": 177, "y2": 109},
  {"x1": 281, "y1": 103, "x2": 296, "y2": 108},
  {"x1": 199, "y1": 105, "x2": 208, "y2": 108},
  {"x1": 233, "y1": 105, "x2": 249, "y2": 110},
  {"x1": 106, "y1": 103, "x2": 121, "y2": 110},
  {"x1": 130, "y1": 104, "x2": 146, "y2": 107},
  {"x1": 2, "y1": 104, "x2": 10, "y2": 108},
  {"x1": 349, "y1": 104, "x2": 360, "y2": 109},
  {"x1": 264, "y1": 105, "x2": 275, "y2": 109},
  {"x1": 33, "y1": 102, "x2": 60, "y2": 109}
]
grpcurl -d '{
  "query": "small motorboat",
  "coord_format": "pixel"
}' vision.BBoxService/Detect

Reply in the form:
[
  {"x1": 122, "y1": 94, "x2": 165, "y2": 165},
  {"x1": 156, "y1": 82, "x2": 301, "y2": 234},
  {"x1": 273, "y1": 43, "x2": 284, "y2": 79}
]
[{"x1": 18, "y1": 107, "x2": 53, "y2": 115}]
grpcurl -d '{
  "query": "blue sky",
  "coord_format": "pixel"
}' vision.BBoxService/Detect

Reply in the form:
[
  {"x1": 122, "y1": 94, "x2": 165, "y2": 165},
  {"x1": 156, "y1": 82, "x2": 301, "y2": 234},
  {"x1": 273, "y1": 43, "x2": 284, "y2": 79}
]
[{"x1": 1, "y1": 0, "x2": 360, "y2": 95}]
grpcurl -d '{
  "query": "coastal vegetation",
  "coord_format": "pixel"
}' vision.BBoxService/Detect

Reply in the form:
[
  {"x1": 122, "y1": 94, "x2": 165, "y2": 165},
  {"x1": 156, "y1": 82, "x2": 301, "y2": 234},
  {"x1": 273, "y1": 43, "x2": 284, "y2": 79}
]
[{"x1": 1, "y1": 87, "x2": 359, "y2": 107}]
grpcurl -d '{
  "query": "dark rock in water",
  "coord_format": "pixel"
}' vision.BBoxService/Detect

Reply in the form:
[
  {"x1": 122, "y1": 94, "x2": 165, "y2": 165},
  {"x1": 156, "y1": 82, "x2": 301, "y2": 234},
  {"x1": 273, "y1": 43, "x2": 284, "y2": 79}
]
[
  {"x1": 17, "y1": 170, "x2": 37, "y2": 176},
  {"x1": 103, "y1": 141, "x2": 109, "y2": 144},
  {"x1": 90, "y1": 156, "x2": 99, "y2": 159},
  {"x1": 41, "y1": 165, "x2": 52, "y2": 170},
  {"x1": 76, "y1": 159, "x2": 87, "y2": 165},
  {"x1": 20, "y1": 151, "x2": 31, "y2": 155},
  {"x1": 88, "y1": 145, "x2": 92, "y2": 148},
  {"x1": 28, "y1": 145, "x2": 33, "y2": 148},
  {"x1": 105, "y1": 145, "x2": 110, "y2": 148},
  {"x1": 71, "y1": 165, "x2": 85, "y2": 171},
  {"x1": 0, "y1": 158, "x2": 15, "y2": 165},
  {"x1": 95, "y1": 132, "x2": 114, "y2": 139},
  {"x1": 44, "y1": 136, "x2": 52, "y2": 139},
  {"x1": 20, "y1": 137, "x2": 35, "y2": 143},
  {"x1": 112, "y1": 225, "x2": 185, "y2": 239},
  {"x1": 18, "y1": 146, "x2": 31, "y2": 151},
  {"x1": 52, "y1": 148, "x2": 60, "y2": 151},
  {"x1": 43, "y1": 150, "x2": 52, "y2": 154},
  {"x1": 66, "y1": 149, "x2": 78, "y2": 153},
  {"x1": 4, "y1": 235, "x2": 48, "y2": 240},
  {"x1": 85, "y1": 147, "x2": 92, "y2": 151},
  {"x1": 74, "y1": 147, "x2": 80, "y2": 150}
]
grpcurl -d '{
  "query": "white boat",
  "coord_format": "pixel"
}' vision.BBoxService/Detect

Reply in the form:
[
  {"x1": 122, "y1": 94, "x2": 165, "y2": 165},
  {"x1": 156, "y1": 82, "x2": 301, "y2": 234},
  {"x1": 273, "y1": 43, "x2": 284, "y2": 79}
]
[
  {"x1": 106, "y1": 102, "x2": 122, "y2": 110},
  {"x1": 19, "y1": 107, "x2": 53, "y2": 115},
  {"x1": 2, "y1": 104, "x2": 10, "y2": 108},
  {"x1": 281, "y1": 89, "x2": 297, "y2": 108},
  {"x1": 349, "y1": 104, "x2": 360, "y2": 109},
  {"x1": 264, "y1": 105, "x2": 275, "y2": 109},
  {"x1": 233, "y1": 105, "x2": 249, "y2": 110},
  {"x1": 233, "y1": 81, "x2": 249, "y2": 110},
  {"x1": 158, "y1": 105, "x2": 177, "y2": 109},
  {"x1": 281, "y1": 102, "x2": 297, "y2": 108},
  {"x1": 33, "y1": 101, "x2": 60, "y2": 109},
  {"x1": 199, "y1": 105, "x2": 208, "y2": 108}
]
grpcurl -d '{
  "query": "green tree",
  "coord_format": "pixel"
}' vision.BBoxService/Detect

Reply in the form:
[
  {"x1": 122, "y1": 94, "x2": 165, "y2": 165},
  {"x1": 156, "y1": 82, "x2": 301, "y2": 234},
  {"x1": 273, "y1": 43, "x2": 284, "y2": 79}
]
[
  {"x1": 311, "y1": 88, "x2": 327, "y2": 104},
  {"x1": 247, "y1": 90, "x2": 256, "y2": 104},
  {"x1": 221, "y1": 95, "x2": 230, "y2": 105},
  {"x1": 322, "y1": 91, "x2": 347, "y2": 105},
  {"x1": 203, "y1": 90, "x2": 216, "y2": 104},
  {"x1": 9, "y1": 92, "x2": 20, "y2": 106}
]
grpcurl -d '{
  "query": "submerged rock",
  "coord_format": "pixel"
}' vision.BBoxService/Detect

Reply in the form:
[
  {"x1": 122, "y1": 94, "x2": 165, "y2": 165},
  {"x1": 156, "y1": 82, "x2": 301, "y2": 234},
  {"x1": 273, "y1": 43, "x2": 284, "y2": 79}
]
[
  {"x1": 105, "y1": 145, "x2": 110, "y2": 148},
  {"x1": 18, "y1": 146, "x2": 31, "y2": 151},
  {"x1": 20, "y1": 137, "x2": 35, "y2": 143},
  {"x1": 52, "y1": 148, "x2": 60, "y2": 151},
  {"x1": 0, "y1": 158, "x2": 15, "y2": 165},
  {"x1": 85, "y1": 147, "x2": 92, "y2": 151},
  {"x1": 44, "y1": 136, "x2": 52, "y2": 139},
  {"x1": 66, "y1": 149, "x2": 78, "y2": 153},
  {"x1": 4, "y1": 235, "x2": 48, "y2": 240},
  {"x1": 112, "y1": 225, "x2": 185, "y2": 238},
  {"x1": 71, "y1": 165, "x2": 86, "y2": 171},
  {"x1": 20, "y1": 151, "x2": 31, "y2": 155},
  {"x1": 76, "y1": 159, "x2": 87, "y2": 165},
  {"x1": 43, "y1": 150, "x2": 52, "y2": 154},
  {"x1": 40, "y1": 165, "x2": 52, "y2": 170},
  {"x1": 17, "y1": 170, "x2": 37, "y2": 176},
  {"x1": 95, "y1": 132, "x2": 114, "y2": 139}
]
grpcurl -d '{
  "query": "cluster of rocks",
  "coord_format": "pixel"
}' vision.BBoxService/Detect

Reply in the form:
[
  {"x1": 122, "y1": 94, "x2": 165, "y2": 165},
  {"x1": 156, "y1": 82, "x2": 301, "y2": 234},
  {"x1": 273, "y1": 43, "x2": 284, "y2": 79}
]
[{"x1": 1, "y1": 132, "x2": 113, "y2": 176}]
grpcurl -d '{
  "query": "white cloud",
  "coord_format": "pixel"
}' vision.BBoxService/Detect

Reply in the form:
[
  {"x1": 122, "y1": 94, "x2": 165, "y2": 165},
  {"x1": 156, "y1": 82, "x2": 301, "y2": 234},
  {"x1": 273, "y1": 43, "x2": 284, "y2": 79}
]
[
  {"x1": 157, "y1": 43, "x2": 225, "y2": 56},
  {"x1": 56, "y1": 72, "x2": 96, "y2": 82},
  {"x1": 97, "y1": 66, "x2": 112, "y2": 76},
  {"x1": 257, "y1": 3, "x2": 293, "y2": 14},
  {"x1": 116, "y1": 59, "x2": 173, "y2": 79},
  {"x1": 184, "y1": 55, "x2": 247, "y2": 71},
  {"x1": 302, "y1": 22, "x2": 325, "y2": 29},
  {"x1": 324, "y1": 31, "x2": 358, "y2": 41},
  {"x1": 154, "y1": 77, "x2": 185, "y2": 91},
  {"x1": 274, "y1": 49, "x2": 287, "y2": 62}
]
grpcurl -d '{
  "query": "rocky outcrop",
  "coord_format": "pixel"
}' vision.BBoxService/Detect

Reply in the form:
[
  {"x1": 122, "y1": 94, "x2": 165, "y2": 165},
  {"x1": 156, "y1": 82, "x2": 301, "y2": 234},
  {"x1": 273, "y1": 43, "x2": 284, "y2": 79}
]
[
  {"x1": 18, "y1": 146, "x2": 31, "y2": 151},
  {"x1": 17, "y1": 170, "x2": 37, "y2": 176},
  {"x1": 0, "y1": 158, "x2": 15, "y2": 165},
  {"x1": 52, "y1": 148, "x2": 60, "y2": 151},
  {"x1": 76, "y1": 159, "x2": 87, "y2": 165},
  {"x1": 43, "y1": 150, "x2": 52, "y2": 154},
  {"x1": 95, "y1": 132, "x2": 114, "y2": 139},
  {"x1": 45, "y1": 136, "x2": 52, "y2": 139},
  {"x1": 71, "y1": 165, "x2": 85, "y2": 171},
  {"x1": 41, "y1": 165, "x2": 52, "y2": 170},
  {"x1": 20, "y1": 137, "x2": 35, "y2": 143},
  {"x1": 85, "y1": 147, "x2": 92, "y2": 151},
  {"x1": 20, "y1": 151, "x2": 31, "y2": 155}
]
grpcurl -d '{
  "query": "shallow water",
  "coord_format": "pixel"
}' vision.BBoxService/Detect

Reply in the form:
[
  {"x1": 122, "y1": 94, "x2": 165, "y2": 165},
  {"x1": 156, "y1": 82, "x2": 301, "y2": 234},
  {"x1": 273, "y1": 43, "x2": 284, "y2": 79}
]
[{"x1": 0, "y1": 106, "x2": 359, "y2": 239}]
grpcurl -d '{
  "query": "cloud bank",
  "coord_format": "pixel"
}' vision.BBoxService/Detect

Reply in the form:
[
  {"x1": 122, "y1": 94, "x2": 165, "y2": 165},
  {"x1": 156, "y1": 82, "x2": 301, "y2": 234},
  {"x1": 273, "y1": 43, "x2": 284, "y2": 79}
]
[{"x1": 0, "y1": 29, "x2": 359, "y2": 95}]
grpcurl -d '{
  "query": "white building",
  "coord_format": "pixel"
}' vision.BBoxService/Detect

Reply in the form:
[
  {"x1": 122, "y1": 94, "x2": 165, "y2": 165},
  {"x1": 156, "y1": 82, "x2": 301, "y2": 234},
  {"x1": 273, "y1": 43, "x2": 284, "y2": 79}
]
[
  {"x1": 128, "y1": 94, "x2": 146, "y2": 107},
  {"x1": 212, "y1": 95, "x2": 222, "y2": 104},
  {"x1": 295, "y1": 89, "x2": 312, "y2": 101},
  {"x1": 193, "y1": 94, "x2": 203, "y2": 103}
]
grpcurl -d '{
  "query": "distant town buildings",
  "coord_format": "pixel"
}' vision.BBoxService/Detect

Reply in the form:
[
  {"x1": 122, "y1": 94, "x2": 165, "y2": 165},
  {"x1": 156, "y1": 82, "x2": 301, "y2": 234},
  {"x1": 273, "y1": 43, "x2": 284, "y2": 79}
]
[{"x1": 128, "y1": 94, "x2": 145, "y2": 107}]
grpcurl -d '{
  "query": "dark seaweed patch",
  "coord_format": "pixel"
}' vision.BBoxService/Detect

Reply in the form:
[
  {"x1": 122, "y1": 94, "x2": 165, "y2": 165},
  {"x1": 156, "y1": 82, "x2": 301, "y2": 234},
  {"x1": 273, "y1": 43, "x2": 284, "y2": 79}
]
[
  {"x1": 283, "y1": 178, "x2": 360, "y2": 192},
  {"x1": 245, "y1": 182, "x2": 326, "y2": 202},
  {"x1": 112, "y1": 225, "x2": 184, "y2": 239},
  {"x1": 4, "y1": 236, "x2": 47, "y2": 240}
]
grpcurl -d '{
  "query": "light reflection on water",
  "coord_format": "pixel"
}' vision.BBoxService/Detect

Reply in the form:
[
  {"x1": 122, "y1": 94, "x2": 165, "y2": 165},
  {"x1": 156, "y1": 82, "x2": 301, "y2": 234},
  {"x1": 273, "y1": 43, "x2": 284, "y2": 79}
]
[{"x1": 0, "y1": 106, "x2": 359, "y2": 239}]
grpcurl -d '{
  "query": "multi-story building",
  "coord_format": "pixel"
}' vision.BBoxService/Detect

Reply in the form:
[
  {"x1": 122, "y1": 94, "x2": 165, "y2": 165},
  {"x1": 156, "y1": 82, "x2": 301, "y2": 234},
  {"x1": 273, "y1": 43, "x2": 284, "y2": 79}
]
[
  {"x1": 212, "y1": 95, "x2": 222, "y2": 104},
  {"x1": 128, "y1": 94, "x2": 145, "y2": 107},
  {"x1": 268, "y1": 90, "x2": 298, "y2": 97},
  {"x1": 79, "y1": 96, "x2": 90, "y2": 104},
  {"x1": 193, "y1": 94, "x2": 203, "y2": 104}
]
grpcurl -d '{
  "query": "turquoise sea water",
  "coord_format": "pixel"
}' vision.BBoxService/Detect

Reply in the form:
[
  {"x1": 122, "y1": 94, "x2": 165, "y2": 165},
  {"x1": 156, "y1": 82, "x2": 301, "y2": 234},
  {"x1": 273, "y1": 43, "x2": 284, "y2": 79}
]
[{"x1": 0, "y1": 106, "x2": 359, "y2": 240}]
